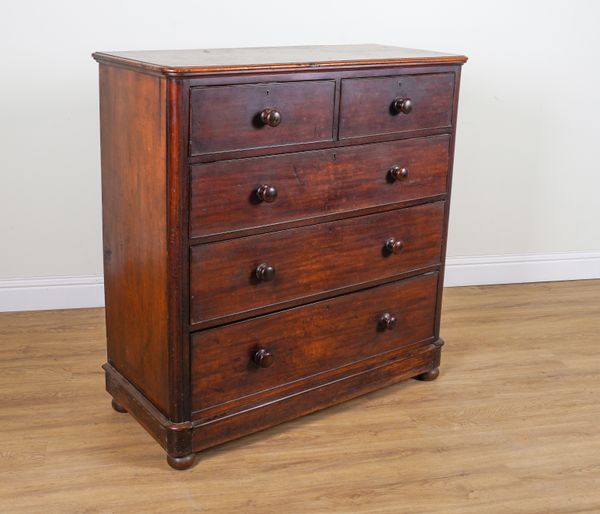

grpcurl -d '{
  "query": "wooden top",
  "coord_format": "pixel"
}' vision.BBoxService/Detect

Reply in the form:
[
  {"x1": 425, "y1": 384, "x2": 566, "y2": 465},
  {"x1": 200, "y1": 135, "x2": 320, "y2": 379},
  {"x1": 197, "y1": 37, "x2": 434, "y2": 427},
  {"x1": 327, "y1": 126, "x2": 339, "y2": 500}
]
[{"x1": 92, "y1": 44, "x2": 467, "y2": 76}]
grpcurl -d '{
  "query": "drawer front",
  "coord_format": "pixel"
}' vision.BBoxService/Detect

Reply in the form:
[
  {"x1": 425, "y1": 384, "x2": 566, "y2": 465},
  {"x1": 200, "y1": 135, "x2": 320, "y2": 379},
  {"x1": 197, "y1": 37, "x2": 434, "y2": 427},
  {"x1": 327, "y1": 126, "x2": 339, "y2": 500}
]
[
  {"x1": 191, "y1": 272, "x2": 438, "y2": 412},
  {"x1": 339, "y1": 73, "x2": 454, "y2": 139},
  {"x1": 190, "y1": 202, "x2": 444, "y2": 325},
  {"x1": 190, "y1": 80, "x2": 335, "y2": 155},
  {"x1": 190, "y1": 135, "x2": 450, "y2": 239}
]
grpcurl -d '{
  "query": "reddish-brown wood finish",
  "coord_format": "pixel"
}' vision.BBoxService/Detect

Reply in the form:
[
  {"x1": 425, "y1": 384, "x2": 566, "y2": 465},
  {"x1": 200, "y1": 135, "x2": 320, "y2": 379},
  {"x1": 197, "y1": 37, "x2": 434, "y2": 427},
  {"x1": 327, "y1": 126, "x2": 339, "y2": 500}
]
[
  {"x1": 434, "y1": 68, "x2": 463, "y2": 341},
  {"x1": 190, "y1": 80, "x2": 335, "y2": 155},
  {"x1": 190, "y1": 135, "x2": 450, "y2": 239},
  {"x1": 339, "y1": 73, "x2": 455, "y2": 139},
  {"x1": 191, "y1": 273, "x2": 438, "y2": 412},
  {"x1": 183, "y1": 66, "x2": 460, "y2": 164},
  {"x1": 94, "y1": 44, "x2": 466, "y2": 470},
  {"x1": 190, "y1": 202, "x2": 444, "y2": 325},
  {"x1": 192, "y1": 341, "x2": 440, "y2": 451},
  {"x1": 104, "y1": 363, "x2": 192, "y2": 458},
  {"x1": 93, "y1": 44, "x2": 467, "y2": 76},
  {"x1": 99, "y1": 65, "x2": 171, "y2": 416},
  {"x1": 166, "y1": 77, "x2": 191, "y2": 423}
]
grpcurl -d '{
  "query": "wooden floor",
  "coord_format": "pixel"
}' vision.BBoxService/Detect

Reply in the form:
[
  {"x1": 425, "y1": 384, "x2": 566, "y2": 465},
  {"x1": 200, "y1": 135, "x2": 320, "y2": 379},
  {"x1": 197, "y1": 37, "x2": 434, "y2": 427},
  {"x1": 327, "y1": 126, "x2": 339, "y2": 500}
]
[{"x1": 1, "y1": 280, "x2": 599, "y2": 513}]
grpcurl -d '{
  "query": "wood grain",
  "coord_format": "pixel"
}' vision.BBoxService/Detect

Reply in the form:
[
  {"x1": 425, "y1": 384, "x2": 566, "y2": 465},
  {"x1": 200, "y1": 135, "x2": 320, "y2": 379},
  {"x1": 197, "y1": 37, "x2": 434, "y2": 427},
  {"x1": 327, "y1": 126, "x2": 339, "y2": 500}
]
[
  {"x1": 339, "y1": 73, "x2": 455, "y2": 139},
  {"x1": 190, "y1": 202, "x2": 444, "y2": 325},
  {"x1": 190, "y1": 135, "x2": 450, "y2": 239},
  {"x1": 99, "y1": 65, "x2": 170, "y2": 415},
  {"x1": 92, "y1": 44, "x2": 468, "y2": 76},
  {"x1": 190, "y1": 273, "x2": 438, "y2": 412},
  {"x1": 95, "y1": 50, "x2": 466, "y2": 468},
  {"x1": 190, "y1": 80, "x2": 335, "y2": 155},
  {"x1": 1, "y1": 279, "x2": 599, "y2": 512},
  {"x1": 183, "y1": 65, "x2": 462, "y2": 164}
]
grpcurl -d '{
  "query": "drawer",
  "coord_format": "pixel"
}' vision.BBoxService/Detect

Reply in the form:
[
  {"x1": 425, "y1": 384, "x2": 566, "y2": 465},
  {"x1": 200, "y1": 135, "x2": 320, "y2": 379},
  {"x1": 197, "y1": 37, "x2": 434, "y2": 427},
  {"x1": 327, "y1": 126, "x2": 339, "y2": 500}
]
[
  {"x1": 189, "y1": 80, "x2": 335, "y2": 155},
  {"x1": 190, "y1": 135, "x2": 450, "y2": 239},
  {"x1": 190, "y1": 201, "x2": 444, "y2": 325},
  {"x1": 339, "y1": 73, "x2": 454, "y2": 139},
  {"x1": 191, "y1": 272, "x2": 438, "y2": 412}
]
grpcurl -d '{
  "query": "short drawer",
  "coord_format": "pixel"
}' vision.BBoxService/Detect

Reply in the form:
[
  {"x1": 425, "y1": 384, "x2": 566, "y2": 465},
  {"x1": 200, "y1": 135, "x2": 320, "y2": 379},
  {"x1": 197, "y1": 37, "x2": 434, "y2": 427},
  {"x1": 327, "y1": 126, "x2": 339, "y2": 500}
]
[
  {"x1": 190, "y1": 202, "x2": 444, "y2": 325},
  {"x1": 339, "y1": 73, "x2": 454, "y2": 139},
  {"x1": 190, "y1": 80, "x2": 335, "y2": 155},
  {"x1": 191, "y1": 272, "x2": 438, "y2": 412},
  {"x1": 190, "y1": 135, "x2": 450, "y2": 239}
]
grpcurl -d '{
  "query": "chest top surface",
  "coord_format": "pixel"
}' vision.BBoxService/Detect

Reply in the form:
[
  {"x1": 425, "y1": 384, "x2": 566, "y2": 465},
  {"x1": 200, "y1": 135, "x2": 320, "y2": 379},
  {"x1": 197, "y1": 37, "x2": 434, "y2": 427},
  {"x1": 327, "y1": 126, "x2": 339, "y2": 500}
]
[{"x1": 92, "y1": 44, "x2": 467, "y2": 76}]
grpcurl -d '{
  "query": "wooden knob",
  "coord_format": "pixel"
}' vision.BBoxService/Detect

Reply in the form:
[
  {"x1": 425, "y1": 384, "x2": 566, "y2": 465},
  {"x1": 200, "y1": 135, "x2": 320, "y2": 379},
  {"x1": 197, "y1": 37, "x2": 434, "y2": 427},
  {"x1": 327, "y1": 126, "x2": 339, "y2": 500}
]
[
  {"x1": 260, "y1": 108, "x2": 282, "y2": 127},
  {"x1": 379, "y1": 313, "x2": 397, "y2": 330},
  {"x1": 389, "y1": 166, "x2": 409, "y2": 181},
  {"x1": 254, "y1": 348, "x2": 274, "y2": 368},
  {"x1": 385, "y1": 238, "x2": 404, "y2": 254},
  {"x1": 255, "y1": 263, "x2": 276, "y2": 282},
  {"x1": 256, "y1": 184, "x2": 278, "y2": 203},
  {"x1": 392, "y1": 97, "x2": 413, "y2": 115}
]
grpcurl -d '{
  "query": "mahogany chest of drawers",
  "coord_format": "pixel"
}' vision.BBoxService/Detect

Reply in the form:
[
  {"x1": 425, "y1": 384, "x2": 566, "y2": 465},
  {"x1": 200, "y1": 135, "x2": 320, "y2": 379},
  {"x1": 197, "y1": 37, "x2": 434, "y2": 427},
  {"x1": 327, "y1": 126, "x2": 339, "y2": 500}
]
[{"x1": 93, "y1": 44, "x2": 467, "y2": 469}]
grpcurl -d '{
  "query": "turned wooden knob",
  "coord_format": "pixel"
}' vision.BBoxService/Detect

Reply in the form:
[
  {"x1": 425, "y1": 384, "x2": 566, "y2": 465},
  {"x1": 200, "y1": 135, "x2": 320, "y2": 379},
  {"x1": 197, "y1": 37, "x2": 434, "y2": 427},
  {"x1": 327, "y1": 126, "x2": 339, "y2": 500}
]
[
  {"x1": 256, "y1": 184, "x2": 278, "y2": 203},
  {"x1": 260, "y1": 108, "x2": 282, "y2": 127},
  {"x1": 255, "y1": 263, "x2": 276, "y2": 282},
  {"x1": 254, "y1": 348, "x2": 274, "y2": 368},
  {"x1": 392, "y1": 97, "x2": 413, "y2": 114},
  {"x1": 389, "y1": 165, "x2": 409, "y2": 181},
  {"x1": 379, "y1": 313, "x2": 397, "y2": 330},
  {"x1": 385, "y1": 238, "x2": 404, "y2": 254}
]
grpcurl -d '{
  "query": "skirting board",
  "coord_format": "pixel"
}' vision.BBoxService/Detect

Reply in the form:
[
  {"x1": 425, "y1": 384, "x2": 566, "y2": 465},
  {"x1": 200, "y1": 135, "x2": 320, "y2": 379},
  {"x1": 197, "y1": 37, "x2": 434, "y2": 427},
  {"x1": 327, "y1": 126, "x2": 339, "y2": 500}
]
[
  {"x1": 0, "y1": 252, "x2": 599, "y2": 312},
  {"x1": 444, "y1": 252, "x2": 600, "y2": 287},
  {"x1": 0, "y1": 275, "x2": 104, "y2": 312}
]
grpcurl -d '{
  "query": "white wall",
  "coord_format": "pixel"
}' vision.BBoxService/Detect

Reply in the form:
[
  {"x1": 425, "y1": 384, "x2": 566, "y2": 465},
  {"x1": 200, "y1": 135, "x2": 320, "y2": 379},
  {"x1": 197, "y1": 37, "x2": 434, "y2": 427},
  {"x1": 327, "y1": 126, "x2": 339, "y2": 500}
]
[{"x1": 1, "y1": 0, "x2": 599, "y2": 310}]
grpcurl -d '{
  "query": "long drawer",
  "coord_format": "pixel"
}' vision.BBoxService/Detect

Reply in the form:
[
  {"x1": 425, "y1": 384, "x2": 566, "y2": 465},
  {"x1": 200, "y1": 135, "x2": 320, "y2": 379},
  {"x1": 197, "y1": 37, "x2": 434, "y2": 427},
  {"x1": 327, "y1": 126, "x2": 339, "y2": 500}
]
[
  {"x1": 190, "y1": 135, "x2": 450, "y2": 239},
  {"x1": 191, "y1": 272, "x2": 438, "y2": 413},
  {"x1": 190, "y1": 201, "x2": 444, "y2": 325}
]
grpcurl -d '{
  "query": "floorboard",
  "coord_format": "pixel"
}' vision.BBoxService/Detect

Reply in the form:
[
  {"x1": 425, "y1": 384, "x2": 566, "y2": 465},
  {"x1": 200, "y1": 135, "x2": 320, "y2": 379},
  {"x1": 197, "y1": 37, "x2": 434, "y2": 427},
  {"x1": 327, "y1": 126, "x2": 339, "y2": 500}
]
[{"x1": 0, "y1": 280, "x2": 599, "y2": 513}]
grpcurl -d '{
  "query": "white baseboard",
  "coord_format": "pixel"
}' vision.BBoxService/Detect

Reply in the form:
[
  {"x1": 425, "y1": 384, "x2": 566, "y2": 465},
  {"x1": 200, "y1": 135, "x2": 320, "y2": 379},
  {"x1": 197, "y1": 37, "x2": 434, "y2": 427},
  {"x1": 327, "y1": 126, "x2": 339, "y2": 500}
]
[
  {"x1": 444, "y1": 251, "x2": 600, "y2": 287},
  {"x1": 0, "y1": 274, "x2": 104, "y2": 312},
  {"x1": 0, "y1": 252, "x2": 599, "y2": 312}
]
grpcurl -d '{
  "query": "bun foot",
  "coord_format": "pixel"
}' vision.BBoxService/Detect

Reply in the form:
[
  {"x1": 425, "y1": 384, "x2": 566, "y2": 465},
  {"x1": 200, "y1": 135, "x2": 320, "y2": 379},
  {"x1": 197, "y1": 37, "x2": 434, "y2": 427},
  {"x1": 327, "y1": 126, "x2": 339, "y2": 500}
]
[
  {"x1": 111, "y1": 398, "x2": 127, "y2": 413},
  {"x1": 167, "y1": 453, "x2": 196, "y2": 470},
  {"x1": 415, "y1": 367, "x2": 440, "y2": 381}
]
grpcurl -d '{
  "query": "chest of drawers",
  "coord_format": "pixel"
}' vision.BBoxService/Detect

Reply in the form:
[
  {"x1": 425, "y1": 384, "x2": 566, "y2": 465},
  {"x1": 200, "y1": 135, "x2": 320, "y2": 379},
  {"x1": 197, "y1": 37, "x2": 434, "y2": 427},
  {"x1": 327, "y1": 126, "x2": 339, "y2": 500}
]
[{"x1": 93, "y1": 44, "x2": 467, "y2": 469}]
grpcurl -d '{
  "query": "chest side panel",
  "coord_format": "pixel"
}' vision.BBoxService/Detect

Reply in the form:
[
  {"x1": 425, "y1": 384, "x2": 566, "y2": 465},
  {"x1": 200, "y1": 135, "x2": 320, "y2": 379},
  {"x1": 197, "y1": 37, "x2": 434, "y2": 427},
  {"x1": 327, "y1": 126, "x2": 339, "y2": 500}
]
[{"x1": 99, "y1": 65, "x2": 170, "y2": 415}]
